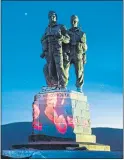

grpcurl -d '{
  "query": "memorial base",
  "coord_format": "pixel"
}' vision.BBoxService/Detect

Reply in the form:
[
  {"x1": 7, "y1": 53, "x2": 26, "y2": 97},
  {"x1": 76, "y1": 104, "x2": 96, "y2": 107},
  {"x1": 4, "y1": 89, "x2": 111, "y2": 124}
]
[
  {"x1": 76, "y1": 134, "x2": 96, "y2": 143},
  {"x1": 12, "y1": 141, "x2": 110, "y2": 151},
  {"x1": 30, "y1": 88, "x2": 110, "y2": 151},
  {"x1": 78, "y1": 143, "x2": 110, "y2": 151}
]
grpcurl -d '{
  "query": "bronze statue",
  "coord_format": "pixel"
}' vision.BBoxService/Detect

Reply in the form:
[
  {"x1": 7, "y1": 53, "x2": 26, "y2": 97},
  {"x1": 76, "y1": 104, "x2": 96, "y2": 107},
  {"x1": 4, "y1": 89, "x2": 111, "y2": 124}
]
[
  {"x1": 64, "y1": 15, "x2": 87, "y2": 92},
  {"x1": 41, "y1": 11, "x2": 70, "y2": 88}
]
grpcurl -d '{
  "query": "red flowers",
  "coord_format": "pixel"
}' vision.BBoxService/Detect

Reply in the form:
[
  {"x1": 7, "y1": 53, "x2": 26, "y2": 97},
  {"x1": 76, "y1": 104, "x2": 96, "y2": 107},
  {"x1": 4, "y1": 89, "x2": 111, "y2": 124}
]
[
  {"x1": 32, "y1": 120, "x2": 42, "y2": 130},
  {"x1": 44, "y1": 105, "x2": 74, "y2": 134},
  {"x1": 33, "y1": 104, "x2": 40, "y2": 119},
  {"x1": 33, "y1": 104, "x2": 42, "y2": 130},
  {"x1": 32, "y1": 96, "x2": 75, "y2": 134}
]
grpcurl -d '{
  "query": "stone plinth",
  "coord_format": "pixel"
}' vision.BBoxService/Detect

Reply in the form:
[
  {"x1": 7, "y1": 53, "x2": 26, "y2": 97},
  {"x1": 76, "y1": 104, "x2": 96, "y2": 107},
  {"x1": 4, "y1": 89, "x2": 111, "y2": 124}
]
[
  {"x1": 32, "y1": 89, "x2": 95, "y2": 140},
  {"x1": 76, "y1": 135, "x2": 96, "y2": 143},
  {"x1": 31, "y1": 88, "x2": 110, "y2": 151},
  {"x1": 79, "y1": 143, "x2": 110, "y2": 151}
]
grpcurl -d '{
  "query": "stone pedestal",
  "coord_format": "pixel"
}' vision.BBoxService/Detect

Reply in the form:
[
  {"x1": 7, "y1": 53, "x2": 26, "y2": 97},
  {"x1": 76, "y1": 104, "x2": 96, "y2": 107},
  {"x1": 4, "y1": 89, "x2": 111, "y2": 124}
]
[
  {"x1": 31, "y1": 88, "x2": 110, "y2": 151},
  {"x1": 70, "y1": 92, "x2": 95, "y2": 143}
]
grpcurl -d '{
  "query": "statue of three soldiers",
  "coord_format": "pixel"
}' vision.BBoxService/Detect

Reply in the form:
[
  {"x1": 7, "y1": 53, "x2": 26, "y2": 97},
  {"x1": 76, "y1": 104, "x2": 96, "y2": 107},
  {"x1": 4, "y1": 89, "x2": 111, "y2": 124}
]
[{"x1": 40, "y1": 11, "x2": 87, "y2": 92}]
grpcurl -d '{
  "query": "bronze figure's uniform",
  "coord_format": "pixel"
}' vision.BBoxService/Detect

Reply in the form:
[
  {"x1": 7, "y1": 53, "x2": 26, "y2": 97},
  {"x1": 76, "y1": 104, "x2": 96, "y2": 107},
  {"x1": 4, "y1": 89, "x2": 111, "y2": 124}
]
[
  {"x1": 41, "y1": 11, "x2": 70, "y2": 88},
  {"x1": 64, "y1": 15, "x2": 87, "y2": 92}
]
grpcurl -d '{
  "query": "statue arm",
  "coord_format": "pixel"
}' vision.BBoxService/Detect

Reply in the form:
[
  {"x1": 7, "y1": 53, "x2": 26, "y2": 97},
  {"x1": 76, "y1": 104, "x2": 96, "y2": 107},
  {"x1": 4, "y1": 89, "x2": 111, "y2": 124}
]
[
  {"x1": 41, "y1": 33, "x2": 47, "y2": 43},
  {"x1": 80, "y1": 33, "x2": 87, "y2": 64},
  {"x1": 83, "y1": 52, "x2": 86, "y2": 64},
  {"x1": 60, "y1": 25, "x2": 70, "y2": 44},
  {"x1": 80, "y1": 33, "x2": 88, "y2": 52},
  {"x1": 40, "y1": 34, "x2": 48, "y2": 58}
]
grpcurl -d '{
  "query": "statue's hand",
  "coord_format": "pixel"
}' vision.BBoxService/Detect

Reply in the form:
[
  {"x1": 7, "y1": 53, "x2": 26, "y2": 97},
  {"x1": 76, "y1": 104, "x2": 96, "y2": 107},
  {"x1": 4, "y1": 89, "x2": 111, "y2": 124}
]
[
  {"x1": 40, "y1": 53, "x2": 45, "y2": 59},
  {"x1": 55, "y1": 30, "x2": 62, "y2": 39},
  {"x1": 63, "y1": 52, "x2": 70, "y2": 62}
]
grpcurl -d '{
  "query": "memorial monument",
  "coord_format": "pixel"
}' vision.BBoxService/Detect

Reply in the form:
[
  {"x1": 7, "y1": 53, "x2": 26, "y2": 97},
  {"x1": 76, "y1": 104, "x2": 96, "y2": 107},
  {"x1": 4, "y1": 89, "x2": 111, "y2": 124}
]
[
  {"x1": 10, "y1": 11, "x2": 110, "y2": 151},
  {"x1": 27, "y1": 11, "x2": 110, "y2": 151}
]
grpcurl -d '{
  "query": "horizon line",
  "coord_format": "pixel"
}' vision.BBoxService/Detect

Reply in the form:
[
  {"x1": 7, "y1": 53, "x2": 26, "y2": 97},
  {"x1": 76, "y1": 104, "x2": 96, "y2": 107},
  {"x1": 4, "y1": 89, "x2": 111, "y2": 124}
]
[{"x1": 1, "y1": 121, "x2": 123, "y2": 129}]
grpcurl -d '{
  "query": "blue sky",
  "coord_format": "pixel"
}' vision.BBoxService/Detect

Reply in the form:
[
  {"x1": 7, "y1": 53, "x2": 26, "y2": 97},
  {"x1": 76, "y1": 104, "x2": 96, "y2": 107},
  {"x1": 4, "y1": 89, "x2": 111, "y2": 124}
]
[{"x1": 2, "y1": 1, "x2": 123, "y2": 128}]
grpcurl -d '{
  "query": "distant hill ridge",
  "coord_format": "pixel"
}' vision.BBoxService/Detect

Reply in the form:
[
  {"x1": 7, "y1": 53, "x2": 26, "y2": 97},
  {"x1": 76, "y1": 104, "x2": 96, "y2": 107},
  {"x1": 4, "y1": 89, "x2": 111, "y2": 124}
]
[{"x1": 1, "y1": 122, "x2": 123, "y2": 151}]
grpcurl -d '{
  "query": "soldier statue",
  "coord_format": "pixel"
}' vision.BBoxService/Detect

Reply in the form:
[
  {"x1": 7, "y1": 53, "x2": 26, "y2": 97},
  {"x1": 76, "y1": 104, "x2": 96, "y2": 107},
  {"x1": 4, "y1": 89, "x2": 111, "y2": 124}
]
[
  {"x1": 64, "y1": 15, "x2": 87, "y2": 92},
  {"x1": 40, "y1": 11, "x2": 70, "y2": 89}
]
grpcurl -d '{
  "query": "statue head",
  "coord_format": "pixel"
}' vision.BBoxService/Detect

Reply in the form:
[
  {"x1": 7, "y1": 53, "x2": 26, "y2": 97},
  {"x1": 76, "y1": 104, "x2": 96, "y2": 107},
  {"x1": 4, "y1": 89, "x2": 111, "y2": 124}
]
[
  {"x1": 48, "y1": 11, "x2": 57, "y2": 24},
  {"x1": 71, "y1": 15, "x2": 79, "y2": 28}
]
